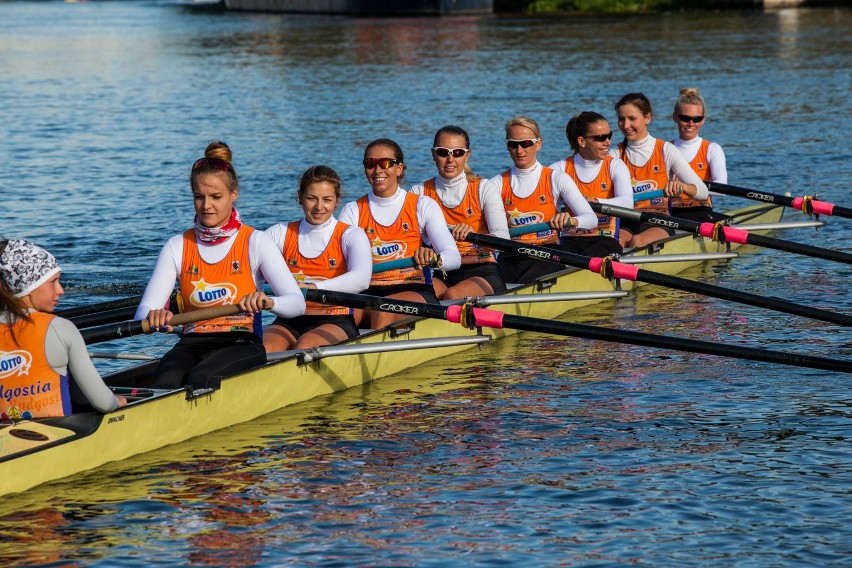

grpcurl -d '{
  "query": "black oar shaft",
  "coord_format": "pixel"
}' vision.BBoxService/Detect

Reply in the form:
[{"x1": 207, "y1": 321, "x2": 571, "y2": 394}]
[
  {"x1": 69, "y1": 306, "x2": 138, "y2": 329},
  {"x1": 496, "y1": 313, "x2": 850, "y2": 374},
  {"x1": 466, "y1": 233, "x2": 852, "y2": 327},
  {"x1": 593, "y1": 203, "x2": 852, "y2": 266},
  {"x1": 707, "y1": 182, "x2": 852, "y2": 220},
  {"x1": 304, "y1": 290, "x2": 851, "y2": 374},
  {"x1": 56, "y1": 296, "x2": 143, "y2": 319}
]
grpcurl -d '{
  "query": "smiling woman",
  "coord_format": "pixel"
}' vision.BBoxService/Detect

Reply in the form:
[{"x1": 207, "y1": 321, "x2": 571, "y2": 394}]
[{"x1": 262, "y1": 165, "x2": 372, "y2": 352}]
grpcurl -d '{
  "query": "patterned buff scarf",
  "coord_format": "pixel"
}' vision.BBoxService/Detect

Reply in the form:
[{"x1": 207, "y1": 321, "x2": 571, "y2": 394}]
[
  {"x1": 193, "y1": 208, "x2": 243, "y2": 244},
  {"x1": 0, "y1": 239, "x2": 62, "y2": 298}
]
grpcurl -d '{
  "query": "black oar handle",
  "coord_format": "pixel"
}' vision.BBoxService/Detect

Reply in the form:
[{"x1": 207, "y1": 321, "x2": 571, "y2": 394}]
[
  {"x1": 56, "y1": 295, "x2": 143, "y2": 319},
  {"x1": 69, "y1": 306, "x2": 138, "y2": 329}
]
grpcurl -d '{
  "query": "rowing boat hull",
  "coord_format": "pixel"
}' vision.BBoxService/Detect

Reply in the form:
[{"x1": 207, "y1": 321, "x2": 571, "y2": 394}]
[{"x1": 0, "y1": 204, "x2": 785, "y2": 496}]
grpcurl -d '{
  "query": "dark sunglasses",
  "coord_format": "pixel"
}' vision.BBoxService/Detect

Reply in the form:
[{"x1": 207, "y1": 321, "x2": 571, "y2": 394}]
[
  {"x1": 432, "y1": 147, "x2": 469, "y2": 158},
  {"x1": 362, "y1": 157, "x2": 399, "y2": 169},
  {"x1": 677, "y1": 114, "x2": 704, "y2": 123},
  {"x1": 584, "y1": 132, "x2": 613, "y2": 142},
  {"x1": 506, "y1": 138, "x2": 539, "y2": 149},
  {"x1": 192, "y1": 157, "x2": 234, "y2": 173}
]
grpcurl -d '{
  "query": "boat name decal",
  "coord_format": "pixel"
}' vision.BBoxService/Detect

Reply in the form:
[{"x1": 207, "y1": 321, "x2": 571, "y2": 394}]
[
  {"x1": 189, "y1": 278, "x2": 238, "y2": 308},
  {"x1": 0, "y1": 380, "x2": 53, "y2": 403},
  {"x1": 517, "y1": 247, "x2": 551, "y2": 260},
  {"x1": 648, "y1": 218, "x2": 681, "y2": 229},
  {"x1": 746, "y1": 191, "x2": 776, "y2": 203},
  {"x1": 107, "y1": 414, "x2": 125, "y2": 424},
  {"x1": 0, "y1": 350, "x2": 32, "y2": 378},
  {"x1": 379, "y1": 303, "x2": 419, "y2": 315}
]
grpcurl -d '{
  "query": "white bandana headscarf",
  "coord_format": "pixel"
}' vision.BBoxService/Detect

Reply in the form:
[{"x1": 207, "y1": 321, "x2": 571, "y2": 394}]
[{"x1": 0, "y1": 239, "x2": 62, "y2": 298}]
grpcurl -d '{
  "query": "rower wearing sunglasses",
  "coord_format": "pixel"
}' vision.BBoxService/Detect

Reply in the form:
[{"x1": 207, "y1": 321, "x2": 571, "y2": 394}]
[
  {"x1": 549, "y1": 111, "x2": 633, "y2": 258},
  {"x1": 135, "y1": 141, "x2": 306, "y2": 391},
  {"x1": 488, "y1": 116, "x2": 597, "y2": 284},
  {"x1": 262, "y1": 165, "x2": 372, "y2": 352},
  {"x1": 670, "y1": 87, "x2": 728, "y2": 222},
  {"x1": 338, "y1": 138, "x2": 461, "y2": 329},
  {"x1": 611, "y1": 92, "x2": 710, "y2": 249},
  {"x1": 409, "y1": 125, "x2": 509, "y2": 300}
]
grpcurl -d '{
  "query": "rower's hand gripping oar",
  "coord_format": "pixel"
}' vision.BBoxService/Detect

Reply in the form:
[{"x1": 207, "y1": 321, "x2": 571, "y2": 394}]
[
  {"x1": 591, "y1": 202, "x2": 852, "y2": 266},
  {"x1": 80, "y1": 304, "x2": 264, "y2": 345},
  {"x1": 464, "y1": 232, "x2": 852, "y2": 327},
  {"x1": 707, "y1": 181, "x2": 852, "y2": 220},
  {"x1": 304, "y1": 289, "x2": 851, "y2": 374}
]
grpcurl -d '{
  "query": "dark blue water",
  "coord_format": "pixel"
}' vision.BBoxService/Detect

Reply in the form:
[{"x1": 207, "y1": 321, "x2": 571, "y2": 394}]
[{"x1": 0, "y1": 3, "x2": 850, "y2": 565}]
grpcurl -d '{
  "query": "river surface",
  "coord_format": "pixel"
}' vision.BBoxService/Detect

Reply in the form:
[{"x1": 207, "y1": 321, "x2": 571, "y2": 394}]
[{"x1": 1, "y1": 2, "x2": 850, "y2": 566}]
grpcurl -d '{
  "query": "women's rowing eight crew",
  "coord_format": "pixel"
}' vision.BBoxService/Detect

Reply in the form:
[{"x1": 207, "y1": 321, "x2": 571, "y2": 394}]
[{"x1": 2, "y1": 89, "x2": 727, "y2": 417}]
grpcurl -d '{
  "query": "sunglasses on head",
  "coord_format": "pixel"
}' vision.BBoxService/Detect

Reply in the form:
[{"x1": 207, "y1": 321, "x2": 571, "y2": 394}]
[
  {"x1": 584, "y1": 132, "x2": 613, "y2": 142},
  {"x1": 677, "y1": 114, "x2": 704, "y2": 123},
  {"x1": 192, "y1": 157, "x2": 234, "y2": 173},
  {"x1": 362, "y1": 157, "x2": 399, "y2": 169},
  {"x1": 432, "y1": 147, "x2": 469, "y2": 158},
  {"x1": 506, "y1": 138, "x2": 540, "y2": 149}
]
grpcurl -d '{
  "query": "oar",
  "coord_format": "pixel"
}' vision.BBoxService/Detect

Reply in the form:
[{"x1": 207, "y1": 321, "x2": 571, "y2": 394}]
[
  {"x1": 591, "y1": 203, "x2": 852, "y2": 266},
  {"x1": 707, "y1": 181, "x2": 852, "y2": 220},
  {"x1": 80, "y1": 304, "x2": 250, "y2": 345},
  {"x1": 304, "y1": 290, "x2": 851, "y2": 374},
  {"x1": 464, "y1": 233, "x2": 852, "y2": 327},
  {"x1": 69, "y1": 306, "x2": 138, "y2": 329},
  {"x1": 56, "y1": 295, "x2": 143, "y2": 319}
]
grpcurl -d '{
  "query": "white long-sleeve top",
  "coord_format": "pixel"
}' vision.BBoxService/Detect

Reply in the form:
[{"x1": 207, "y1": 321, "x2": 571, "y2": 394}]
[
  {"x1": 486, "y1": 162, "x2": 599, "y2": 230},
  {"x1": 610, "y1": 134, "x2": 709, "y2": 200},
  {"x1": 134, "y1": 229, "x2": 306, "y2": 320},
  {"x1": 264, "y1": 217, "x2": 372, "y2": 293},
  {"x1": 673, "y1": 136, "x2": 728, "y2": 184},
  {"x1": 409, "y1": 173, "x2": 510, "y2": 240},
  {"x1": 548, "y1": 155, "x2": 634, "y2": 209},
  {"x1": 1, "y1": 311, "x2": 120, "y2": 413},
  {"x1": 338, "y1": 187, "x2": 462, "y2": 272}
]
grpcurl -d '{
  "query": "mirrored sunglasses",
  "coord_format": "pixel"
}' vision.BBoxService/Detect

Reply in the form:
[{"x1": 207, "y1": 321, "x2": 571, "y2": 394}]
[{"x1": 362, "y1": 157, "x2": 399, "y2": 169}]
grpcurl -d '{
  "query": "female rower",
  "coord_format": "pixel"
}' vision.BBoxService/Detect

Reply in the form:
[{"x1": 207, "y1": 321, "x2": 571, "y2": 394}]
[
  {"x1": 489, "y1": 116, "x2": 597, "y2": 284},
  {"x1": 611, "y1": 92, "x2": 709, "y2": 248},
  {"x1": 0, "y1": 239, "x2": 126, "y2": 417},
  {"x1": 410, "y1": 125, "x2": 509, "y2": 300},
  {"x1": 263, "y1": 165, "x2": 372, "y2": 352},
  {"x1": 671, "y1": 87, "x2": 728, "y2": 222},
  {"x1": 135, "y1": 141, "x2": 305, "y2": 391},
  {"x1": 549, "y1": 111, "x2": 633, "y2": 258},
  {"x1": 338, "y1": 138, "x2": 461, "y2": 328}
]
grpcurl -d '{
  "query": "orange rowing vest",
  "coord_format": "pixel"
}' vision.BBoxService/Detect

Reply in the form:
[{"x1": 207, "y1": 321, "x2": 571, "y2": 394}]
[
  {"x1": 0, "y1": 313, "x2": 71, "y2": 418},
  {"x1": 422, "y1": 178, "x2": 496, "y2": 265},
  {"x1": 500, "y1": 168, "x2": 559, "y2": 246},
  {"x1": 283, "y1": 220, "x2": 351, "y2": 316},
  {"x1": 357, "y1": 192, "x2": 428, "y2": 286},
  {"x1": 562, "y1": 156, "x2": 618, "y2": 238},
  {"x1": 619, "y1": 139, "x2": 669, "y2": 215},
  {"x1": 670, "y1": 139, "x2": 713, "y2": 209},
  {"x1": 178, "y1": 225, "x2": 261, "y2": 336}
]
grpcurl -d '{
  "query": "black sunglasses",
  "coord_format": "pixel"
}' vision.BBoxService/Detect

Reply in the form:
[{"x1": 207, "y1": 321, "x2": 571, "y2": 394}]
[
  {"x1": 506, "y1": 138, "x2": 539, "y2": 149},
  {"x1": 584, "y1": 132, "x2": 613, "y2": 142},
  {"x1": 363, "y1": 157, "x2": 399, "y2": 169},
  {"x1": 432, "y1": 147, "x2": 469, "y2": 158},
  {"x1": 677, "y1": 114, "x2": 704, "y2": 123}
]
